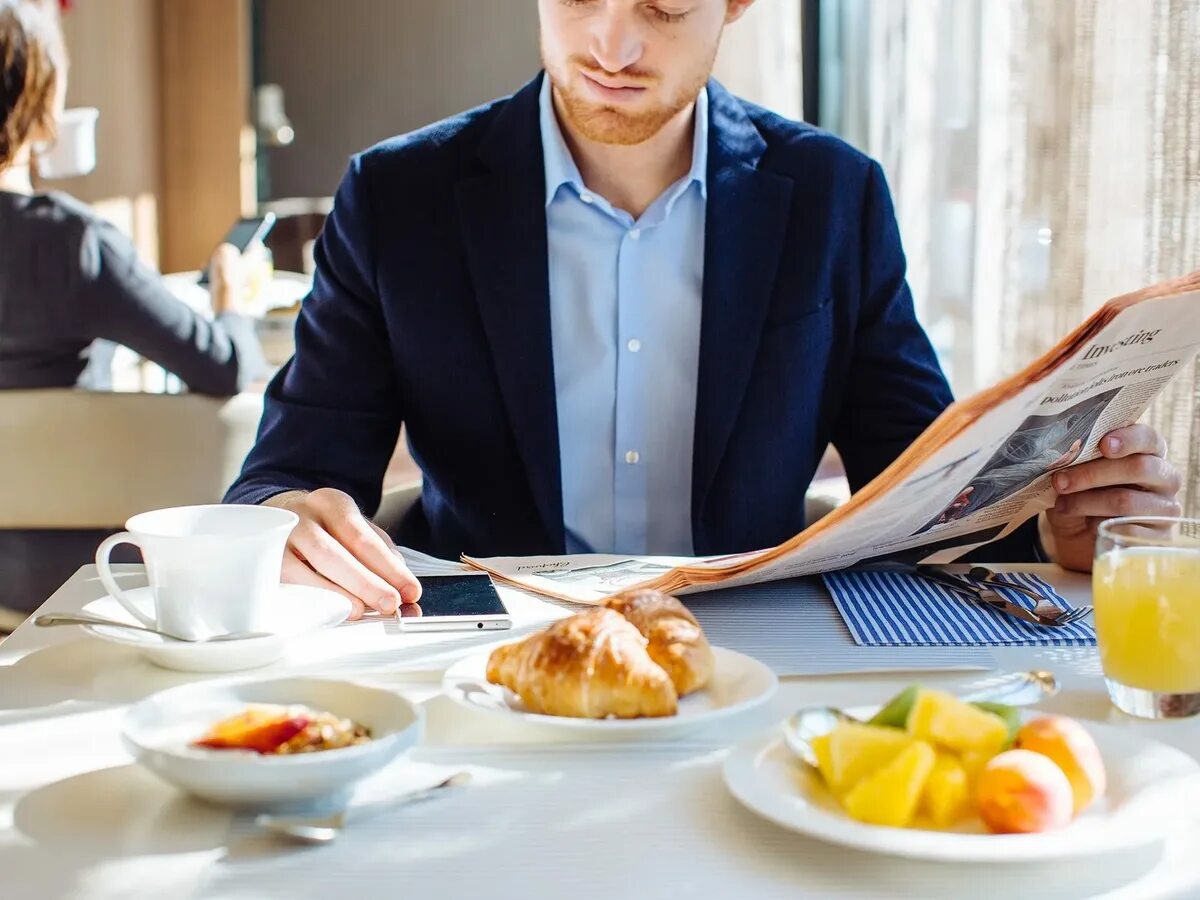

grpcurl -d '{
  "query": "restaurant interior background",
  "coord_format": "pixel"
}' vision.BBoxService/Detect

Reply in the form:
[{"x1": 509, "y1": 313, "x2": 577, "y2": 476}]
[{"x1": 3, "y1": 0, "x2": 1196, "y2": 620}]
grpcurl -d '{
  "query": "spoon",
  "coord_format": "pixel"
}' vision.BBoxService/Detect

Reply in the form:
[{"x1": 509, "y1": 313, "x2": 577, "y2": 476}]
[
  {"x1": 34, "y1": 612, "x2": 273, "y2": 643},
  {"x1": 256, "y1": 771, "x2": 472, "y2": 845},
  {"x1": 783, "y1": 670, "x2": 1059, "y2": 766}
]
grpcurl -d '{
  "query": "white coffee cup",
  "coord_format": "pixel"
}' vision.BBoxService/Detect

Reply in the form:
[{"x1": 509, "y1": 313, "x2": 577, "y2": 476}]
[
  {"x1": 95, "y1": 505, "x2": 299, "y2": 640},
  {"x1": 34, "y1": 106, "x2": 99, "y2": 180}
]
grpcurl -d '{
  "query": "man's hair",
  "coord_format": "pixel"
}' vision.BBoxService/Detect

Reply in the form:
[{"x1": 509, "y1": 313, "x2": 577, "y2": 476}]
[{"x1": 0, "y1": 0, "x2": 65, "y2": 169}]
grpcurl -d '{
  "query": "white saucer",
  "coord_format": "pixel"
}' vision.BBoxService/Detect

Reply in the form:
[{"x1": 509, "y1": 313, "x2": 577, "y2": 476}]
[
  {"x1": 79, "y1": 585, "x2": 352, "y2": 673},
  {"x1": 722, "y1": 707, "x2": 1200, "y2": 862},
  {"x1": 442, "y1": 645, "x2": 778, "y2": 740}
]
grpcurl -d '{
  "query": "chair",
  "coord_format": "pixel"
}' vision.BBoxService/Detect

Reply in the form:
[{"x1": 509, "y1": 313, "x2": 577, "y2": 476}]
[{"x1": 0, "y1": 389, "x2": 264, "y2": 625}]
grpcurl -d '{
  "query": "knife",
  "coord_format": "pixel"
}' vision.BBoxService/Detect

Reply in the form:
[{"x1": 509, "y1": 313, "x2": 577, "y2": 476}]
[
  {"x1": 912, "y1": 566, "x2": 1046, "y2": 624},
  {"x1": 861, "y1": 562, "x2": 1050, "y2": 627}
]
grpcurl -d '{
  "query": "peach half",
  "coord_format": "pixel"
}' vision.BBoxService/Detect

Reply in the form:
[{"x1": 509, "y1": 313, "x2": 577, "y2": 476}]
[
  {"x1": 1015, "y1": 716, "x2": 1106, "y2": 815},
  {"x1": 976, "y1": 749, "x2": 1074, "y2": 834}
]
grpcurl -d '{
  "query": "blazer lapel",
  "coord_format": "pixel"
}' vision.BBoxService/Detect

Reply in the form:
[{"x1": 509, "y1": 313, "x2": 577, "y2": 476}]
[
  {"x1": 692, "y1": 81, "x2": 795, "y2": 539},
  {"x1": 455, "y1": 75, "x2": 565, "y2": 551}
]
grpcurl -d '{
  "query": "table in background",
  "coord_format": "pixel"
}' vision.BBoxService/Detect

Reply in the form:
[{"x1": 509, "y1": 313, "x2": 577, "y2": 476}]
[{"x1": 0, "y1": 565, "x2": 1197, "y2": 900}]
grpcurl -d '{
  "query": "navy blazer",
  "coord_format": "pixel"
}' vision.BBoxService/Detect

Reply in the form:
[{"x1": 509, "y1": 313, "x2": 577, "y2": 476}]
[{"x1": 227, "y1": 74, "x2": 1029, "y2": 561}]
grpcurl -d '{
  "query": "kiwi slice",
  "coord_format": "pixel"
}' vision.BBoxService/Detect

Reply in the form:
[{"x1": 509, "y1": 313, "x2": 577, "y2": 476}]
[
  {"x1": 868, "y1": 685, "x2": 920, "y2": 729},
  {"x1": 868, "y1": 686, "x2": 1020, "y2": 744}
]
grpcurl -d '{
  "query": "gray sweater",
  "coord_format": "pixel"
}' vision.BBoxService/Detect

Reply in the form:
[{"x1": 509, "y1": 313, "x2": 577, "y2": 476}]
[{"x1": 0, "y1": 189, "x2": 267, "y2": 394}]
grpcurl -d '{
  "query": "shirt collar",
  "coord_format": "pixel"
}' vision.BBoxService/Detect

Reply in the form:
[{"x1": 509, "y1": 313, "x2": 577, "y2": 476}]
[{"x1": 539, "y1": 73, "x2": 709, "y2": 209}]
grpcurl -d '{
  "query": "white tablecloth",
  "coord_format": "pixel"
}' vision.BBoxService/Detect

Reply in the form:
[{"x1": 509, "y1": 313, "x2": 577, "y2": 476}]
[{"x1": 1, "y1": 565, "x2": 1198, "y2": 900}]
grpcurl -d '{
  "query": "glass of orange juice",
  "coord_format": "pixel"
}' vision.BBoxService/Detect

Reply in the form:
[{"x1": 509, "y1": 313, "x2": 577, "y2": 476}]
[{"x1": 1093, "y1": 516, "x2": 1200, "y2": 718}]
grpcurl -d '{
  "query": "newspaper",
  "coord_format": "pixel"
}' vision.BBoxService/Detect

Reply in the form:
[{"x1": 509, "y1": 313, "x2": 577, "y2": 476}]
[{"x1": 465, "y1": 271, "x2": 1200, "y2": 604}]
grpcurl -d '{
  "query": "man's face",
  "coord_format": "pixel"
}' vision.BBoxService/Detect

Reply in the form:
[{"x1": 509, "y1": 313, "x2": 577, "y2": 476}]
[{"x1": 539, "y1": 0, "x2": 751, "y2": 146}]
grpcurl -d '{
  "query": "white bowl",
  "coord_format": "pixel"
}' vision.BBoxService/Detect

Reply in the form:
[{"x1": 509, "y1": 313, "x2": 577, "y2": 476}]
[{"x1": 122, "y1": 677, "x2": 423, "y2": 808}]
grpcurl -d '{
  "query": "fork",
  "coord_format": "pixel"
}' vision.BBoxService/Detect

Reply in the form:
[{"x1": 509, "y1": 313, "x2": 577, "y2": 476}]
[
  {"x1": 915, "y1": 570, "x2": 1092, "y2": 628},
  {"x1": 961, "y1": 567, "x2": 1094, "y2": 625}
]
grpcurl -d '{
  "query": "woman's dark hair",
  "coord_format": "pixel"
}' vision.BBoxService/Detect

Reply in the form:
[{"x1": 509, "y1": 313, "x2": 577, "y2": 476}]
[{"x1": 0, "y1": 0, "x2": 65, "y2": 170}]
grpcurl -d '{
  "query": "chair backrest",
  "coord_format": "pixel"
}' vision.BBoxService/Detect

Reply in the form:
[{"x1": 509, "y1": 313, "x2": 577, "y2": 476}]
[{"x1": 0, "y1": 389, "x2": 264, "y2": 528}]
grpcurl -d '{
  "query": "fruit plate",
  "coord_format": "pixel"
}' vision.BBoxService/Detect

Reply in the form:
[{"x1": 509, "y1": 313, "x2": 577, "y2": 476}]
[
  {"x1": 722, "y1": 707, "x2": 1200, "y2": 862},
  {"x1": 442, "y1": 646, "x2": 777, "y2": 740}
]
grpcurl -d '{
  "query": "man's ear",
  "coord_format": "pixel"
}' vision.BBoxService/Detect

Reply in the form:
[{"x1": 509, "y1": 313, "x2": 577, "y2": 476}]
[{"x1": 725, "y1": 0, "x2": 757, "y2": 25}]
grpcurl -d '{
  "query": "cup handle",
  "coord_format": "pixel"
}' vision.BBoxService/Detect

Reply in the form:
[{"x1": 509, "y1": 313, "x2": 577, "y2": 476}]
[{"x1": 95, "y1": 532, "x2": 155, "y2": 628}]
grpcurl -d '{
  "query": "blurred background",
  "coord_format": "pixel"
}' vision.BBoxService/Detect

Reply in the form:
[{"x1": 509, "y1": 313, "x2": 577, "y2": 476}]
[{"x1": 2, "y1": 0, "x2": 1196, "y2": 619}]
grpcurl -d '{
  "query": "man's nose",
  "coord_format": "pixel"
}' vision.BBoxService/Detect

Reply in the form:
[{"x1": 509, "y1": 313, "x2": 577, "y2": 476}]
[{"x1": 588, "y1": 7, "x2": 644, "y2": 74}]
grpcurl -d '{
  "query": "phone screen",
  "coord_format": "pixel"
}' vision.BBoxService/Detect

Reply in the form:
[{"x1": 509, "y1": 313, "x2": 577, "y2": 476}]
[
  {"x1": 197, "y1": 215, "x2": 275, "y2": 284},
  {"x1": 222, "y1": 217, "x2": 271, "y2": 253},
  {"x1": 398, "y1": 575, "x2": 508, "y2": 619}
]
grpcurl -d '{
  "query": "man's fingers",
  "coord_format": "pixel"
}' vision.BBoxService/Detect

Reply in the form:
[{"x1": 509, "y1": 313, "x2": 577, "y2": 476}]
[
  {"x1": 1099, "y1": 424, "x2": 1168, "y2": 460},
  {"x1": 290, "y1": 521, "x2": 401, "y2": 614},
  {"x1": 1054, "y1": 453, "x2": 1181, "y2": 495},
  {"x1": 363, "y1": 520, "x2": 425, "y2": 604},
  {"x1": 311, "y1": 492, "x2": 422, "y2": 603},
  {"x1": 1054, "y1": 487, "x2": 1183, "y2": 519},
  {"x1": 282, "y1": 550, "x2": 367, "y2": 619},
  {"x1": 269, "y1": 487, "x2": 421, "y2": 611}
]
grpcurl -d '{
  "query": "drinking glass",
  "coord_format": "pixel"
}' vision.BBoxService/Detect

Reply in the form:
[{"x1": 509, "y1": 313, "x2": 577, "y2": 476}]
[{"x1": 1093, "y1": 516, "x2": 1200, "y2": 718}]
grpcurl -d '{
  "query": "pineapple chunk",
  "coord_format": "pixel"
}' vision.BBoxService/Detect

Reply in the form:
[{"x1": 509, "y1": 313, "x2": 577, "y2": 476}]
[
  {"x1": 825, "y1": 722, "x2": 915, "y2": 792},
  {"x1": 843, "y1": 740, "x2": 936, "y2": 828},
  {"x1": 907, "y1": 689, "x2": 1010, "y2": 754},
  {"x1": 960, "y1": 749, "x2": 997, "y2": 790},
  {"x1": 920, "y1": 751, "x2": 971, "y2": 827},
  {"x1": 811, "y1": 733, "x2": 836, "y2": 788}
]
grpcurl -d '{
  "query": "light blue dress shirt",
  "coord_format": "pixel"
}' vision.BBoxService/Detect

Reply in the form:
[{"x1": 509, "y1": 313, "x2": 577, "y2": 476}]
[{"x1": 540, "y1": 77, "x2": 708, "y2": 556}]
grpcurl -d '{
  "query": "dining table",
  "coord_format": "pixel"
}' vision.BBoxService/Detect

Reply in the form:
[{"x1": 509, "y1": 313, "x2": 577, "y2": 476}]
[{"x1": 1, "y1": 563, "x2": 1197, "y2": 900}]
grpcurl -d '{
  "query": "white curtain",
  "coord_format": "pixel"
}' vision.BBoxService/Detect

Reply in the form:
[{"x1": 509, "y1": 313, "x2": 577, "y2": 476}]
[
  {"x1": 823, "y1": 0, "x2": 1200, "y2": 515},
  {"x1": 713, "y1": 0, "x2": 804, "y2": 121}
]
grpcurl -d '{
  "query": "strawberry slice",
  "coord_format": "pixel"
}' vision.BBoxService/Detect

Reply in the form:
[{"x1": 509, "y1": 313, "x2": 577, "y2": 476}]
[{"x1": 194, "y1": 708, "x2": 311, "y2": 754}]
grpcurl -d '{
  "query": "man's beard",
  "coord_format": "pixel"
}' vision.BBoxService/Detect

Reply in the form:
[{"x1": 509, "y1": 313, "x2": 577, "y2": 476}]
[{"x1": 544, "y1": 52, "x2": 715, "y2": 146}]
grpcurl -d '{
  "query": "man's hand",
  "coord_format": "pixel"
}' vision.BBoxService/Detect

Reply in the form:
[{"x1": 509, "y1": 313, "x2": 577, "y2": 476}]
[
  {"x1": 1042, "y1": 424, "x2": 1183, "y2": 572},
  {"x1": 264, "y1": 488, "x2": 422, "y2": 619}
]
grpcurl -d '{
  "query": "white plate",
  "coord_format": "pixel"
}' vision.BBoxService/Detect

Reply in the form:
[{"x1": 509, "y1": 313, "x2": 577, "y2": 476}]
[
  {"x1": 723, "y1": 707, "x2": 1200, "y2": 862},
  {"x1": 122, "y1": 676, "x2": 422, "y2": 808},
  {"x1": 442, "y1": 645, "x2": 777, "y2": 739},
  {"x1": 80, "y1": 584, "x2": 352, "y2": 673}
]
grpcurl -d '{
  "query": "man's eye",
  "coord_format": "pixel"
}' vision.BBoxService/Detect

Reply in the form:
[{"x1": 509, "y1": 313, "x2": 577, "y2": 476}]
[{"x1": 648, "y1": 5, "x2": 690, "y2": 24}]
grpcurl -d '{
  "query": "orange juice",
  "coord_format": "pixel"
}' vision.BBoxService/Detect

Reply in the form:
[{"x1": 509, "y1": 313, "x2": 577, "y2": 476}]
[{"x1": 1093, "y1": 547, "x2": 1200, "y2": 693}]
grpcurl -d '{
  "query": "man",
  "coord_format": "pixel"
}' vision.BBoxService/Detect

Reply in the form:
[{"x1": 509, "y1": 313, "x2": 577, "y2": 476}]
[{"x1": 226, "y1": 0, "x2": 1182, "y2": 618}]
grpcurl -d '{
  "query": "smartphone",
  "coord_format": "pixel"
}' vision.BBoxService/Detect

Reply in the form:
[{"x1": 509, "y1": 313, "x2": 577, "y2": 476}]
[
  {"x1": 395, "y1": 574, "x2": 512, "y2": 632},
  {"x1": 197, "y1": 213, "x2": 277, "y2": 284}
]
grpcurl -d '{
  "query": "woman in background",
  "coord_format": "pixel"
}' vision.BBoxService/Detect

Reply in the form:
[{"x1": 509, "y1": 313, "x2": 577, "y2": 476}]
[{"x1": 0, "y1": 0, "x2": 266, "y2": 395}]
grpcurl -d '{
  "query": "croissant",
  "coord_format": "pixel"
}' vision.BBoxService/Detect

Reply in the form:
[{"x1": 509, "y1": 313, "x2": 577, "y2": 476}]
[
  {"x1": 603, "y1": 590, "x2": 714, "y2": 696},
  {"x1": 486, "y1": 608, "x2": 678, "y2": 718}
]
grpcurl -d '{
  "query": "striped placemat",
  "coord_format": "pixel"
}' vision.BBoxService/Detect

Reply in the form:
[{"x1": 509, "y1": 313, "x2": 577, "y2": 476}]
[
  {"x1": 821, "y1": 570, "x2": 1096, "y2": 647},
  {"x1": 681, "y1": 578, "x2": 995, "y2": 675}
]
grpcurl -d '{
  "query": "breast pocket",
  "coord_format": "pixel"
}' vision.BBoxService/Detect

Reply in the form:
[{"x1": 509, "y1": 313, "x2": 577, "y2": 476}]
[
  {"x1": 762, "y1": 295, "x2": 834, "y2": 332},
  {"x1": 758, "y1": 296, "x2": 836, "y2": 384}
]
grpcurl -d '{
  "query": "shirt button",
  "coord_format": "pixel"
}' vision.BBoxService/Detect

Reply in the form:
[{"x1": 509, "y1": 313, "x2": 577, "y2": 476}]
[
  {"x1": 626, "y1": 338, "x2": 641, "y2": 353},
  {"x1": 628, "y1": 228, "x2": 641, "y2": 241},
  {"x1": 624, "y1": 450, "x2": 640, "y2": 465},
  {"x1": 579, "y1": 192, "x2": 594, "y2": 204}
]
